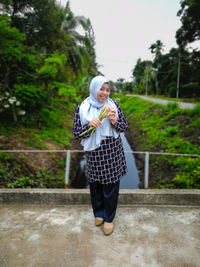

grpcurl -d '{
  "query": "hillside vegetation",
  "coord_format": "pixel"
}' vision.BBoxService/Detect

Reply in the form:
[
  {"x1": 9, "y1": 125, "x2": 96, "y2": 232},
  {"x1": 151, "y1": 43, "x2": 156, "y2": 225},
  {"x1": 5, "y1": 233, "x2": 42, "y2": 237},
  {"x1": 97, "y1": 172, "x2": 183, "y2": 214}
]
[
  {"x1": 119, "y1": 96, "x2": 200, "y2": 189},
  {"x1": 0, "y1": 1, "x2": 97, "y2": 189}
]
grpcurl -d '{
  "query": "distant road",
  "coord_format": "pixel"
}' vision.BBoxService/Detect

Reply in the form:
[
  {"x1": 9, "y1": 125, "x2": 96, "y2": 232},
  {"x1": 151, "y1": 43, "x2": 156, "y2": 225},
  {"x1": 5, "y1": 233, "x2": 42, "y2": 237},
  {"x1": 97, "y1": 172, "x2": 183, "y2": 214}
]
[{"x1": 127, "y1": 95, "x2": 197, "y2": 109}]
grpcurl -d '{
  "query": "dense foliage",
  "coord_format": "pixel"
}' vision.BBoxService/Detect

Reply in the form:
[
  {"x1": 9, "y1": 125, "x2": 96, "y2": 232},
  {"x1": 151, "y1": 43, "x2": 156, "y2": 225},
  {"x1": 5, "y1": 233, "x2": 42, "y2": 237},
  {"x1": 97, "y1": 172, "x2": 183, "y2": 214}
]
[
  {"x1": 0, "y1": 0, "x2": 98, "y2": 188},
  {"x1": 0, "y1": 0, "x2": 98, "y2": 124},
  {"x1": 176, "y1": 0, "x2": 200, "y2": 46}
]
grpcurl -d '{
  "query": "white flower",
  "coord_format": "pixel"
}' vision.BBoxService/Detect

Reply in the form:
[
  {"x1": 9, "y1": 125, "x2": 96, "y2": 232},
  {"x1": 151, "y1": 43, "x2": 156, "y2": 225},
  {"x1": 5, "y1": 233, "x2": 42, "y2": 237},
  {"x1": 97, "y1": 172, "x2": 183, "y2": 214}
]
[
  {"x1": 4, "y1": 104, "x2": 10, "y2": 108},
  {"x1": 8, "y1": 98, "x2": 15, "y2": 104},
  {"x1": 16, "y1": 101, "x2": 20, "y2": 106},
  {"x1": 5, "y1": 92, "x2": 10, "y2": 96},
  {"x1": 18, "y1": 110, "x2": 26, "y2": 115}
]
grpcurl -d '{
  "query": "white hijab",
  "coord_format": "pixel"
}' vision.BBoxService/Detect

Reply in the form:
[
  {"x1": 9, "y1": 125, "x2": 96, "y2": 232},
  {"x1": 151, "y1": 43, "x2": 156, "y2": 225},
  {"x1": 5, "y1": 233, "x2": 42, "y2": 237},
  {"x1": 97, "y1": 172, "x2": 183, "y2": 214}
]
[{"x1": 79, "y1": 76, "x2": 119, "y2": 151}]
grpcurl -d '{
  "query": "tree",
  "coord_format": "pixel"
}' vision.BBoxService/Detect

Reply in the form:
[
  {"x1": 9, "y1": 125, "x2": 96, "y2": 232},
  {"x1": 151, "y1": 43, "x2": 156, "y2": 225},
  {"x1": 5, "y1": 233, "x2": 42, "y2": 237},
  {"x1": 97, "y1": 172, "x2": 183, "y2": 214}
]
[
  {"x1": 175, "y1": 0, "x2": 200, "y2": 98},
  {"x1": 149, "y1": 40, "x2": 165, "y2": 94},
  {"x1": 132, "y1": 59, "x2": 154, "y2": 94},
  {"x1": 152, "y1": 47, "x2": 199, "y2": 98},
  {"x1": 61, "y1": 2, "x2": 97, "y2": 77},
  {"x1": 0, "y1": 0, "x2": 64, "y2": 53},
  {"x1": 143, "y1": 66, "x2": 157, "y2": 95},
  {"x1": 0, "y1": 15, "x2": 32, "y2": 121},
  {"x1": 149, "y1": 40, "x2": 164, "y2": 64},
  {"x1": 176, "y1": 0, "x2": 200, "y2": 47},
  {"x1": 0, "y1": 0, "x2": 99, "y2": 125},
  {"x1": 132, "y1": 59, "x2": 152, "y2": 85},
  {"x1": 155, "y1": 48, "x2": 179, "y2": 97},
  {"x1": 0, "y1": 15, "x2": 36, "y2": 91}
]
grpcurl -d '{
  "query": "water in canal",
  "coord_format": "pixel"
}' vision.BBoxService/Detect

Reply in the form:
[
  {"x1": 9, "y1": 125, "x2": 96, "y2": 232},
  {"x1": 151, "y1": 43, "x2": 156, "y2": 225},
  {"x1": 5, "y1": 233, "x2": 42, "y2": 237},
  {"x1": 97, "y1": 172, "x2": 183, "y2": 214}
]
[
  {"x1": 70, "y1": 133, "x2": 139, "y2": 189},
  {"x1": 119, "y1": 133, "x2": 139, "y2": 189}
]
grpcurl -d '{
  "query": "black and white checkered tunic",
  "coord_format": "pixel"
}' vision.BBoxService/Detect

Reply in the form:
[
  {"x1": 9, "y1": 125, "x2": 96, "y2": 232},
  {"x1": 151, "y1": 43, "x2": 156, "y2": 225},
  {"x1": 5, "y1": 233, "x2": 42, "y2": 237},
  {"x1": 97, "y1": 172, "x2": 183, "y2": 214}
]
[{"x1": 73, "y1": 100, "x2": 128, "y2": 184}]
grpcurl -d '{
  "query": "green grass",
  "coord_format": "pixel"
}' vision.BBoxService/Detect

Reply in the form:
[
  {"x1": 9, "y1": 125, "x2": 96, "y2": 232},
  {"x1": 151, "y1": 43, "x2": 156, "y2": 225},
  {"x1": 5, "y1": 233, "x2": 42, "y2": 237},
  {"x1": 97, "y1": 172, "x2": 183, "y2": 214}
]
[
  {"x1": 0, "y1": 97, "x2": 75, "y2": 188},
  {"x1": 119, "y1": 96, "x2": 200, "y2": 189}
]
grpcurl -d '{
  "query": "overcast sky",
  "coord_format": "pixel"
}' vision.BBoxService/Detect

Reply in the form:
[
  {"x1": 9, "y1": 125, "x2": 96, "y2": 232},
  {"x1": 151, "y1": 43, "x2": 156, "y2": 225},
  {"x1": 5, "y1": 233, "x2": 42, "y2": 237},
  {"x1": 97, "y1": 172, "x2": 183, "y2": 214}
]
[{"x1": 59, "y1": 0, "x2": 182, "y2": 82}]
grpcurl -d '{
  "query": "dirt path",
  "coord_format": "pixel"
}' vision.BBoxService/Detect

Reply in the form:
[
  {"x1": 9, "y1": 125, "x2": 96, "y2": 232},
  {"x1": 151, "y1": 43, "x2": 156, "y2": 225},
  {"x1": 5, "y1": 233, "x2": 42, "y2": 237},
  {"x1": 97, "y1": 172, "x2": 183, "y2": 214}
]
[{"x1": 127, "y1": 95, "x2": 196, "y2": 109}]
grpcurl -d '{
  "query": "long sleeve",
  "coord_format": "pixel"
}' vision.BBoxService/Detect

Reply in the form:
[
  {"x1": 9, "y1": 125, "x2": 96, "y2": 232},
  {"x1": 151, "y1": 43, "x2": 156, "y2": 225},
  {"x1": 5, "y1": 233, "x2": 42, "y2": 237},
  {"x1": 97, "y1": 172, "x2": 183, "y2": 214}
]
[
  {"x1": 72, "y1": 104, "x2": 92, "y2": 140},
  {"x1": 112, "y1": 100, "x2": 128, "y2": 133}
]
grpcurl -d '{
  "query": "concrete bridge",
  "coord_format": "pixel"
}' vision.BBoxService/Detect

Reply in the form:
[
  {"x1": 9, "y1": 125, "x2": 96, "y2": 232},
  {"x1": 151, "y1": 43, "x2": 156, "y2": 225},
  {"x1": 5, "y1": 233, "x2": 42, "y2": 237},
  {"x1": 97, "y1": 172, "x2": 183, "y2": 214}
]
[{"x1": 0, "y1": 189, "x2": 200, "y2": 266}]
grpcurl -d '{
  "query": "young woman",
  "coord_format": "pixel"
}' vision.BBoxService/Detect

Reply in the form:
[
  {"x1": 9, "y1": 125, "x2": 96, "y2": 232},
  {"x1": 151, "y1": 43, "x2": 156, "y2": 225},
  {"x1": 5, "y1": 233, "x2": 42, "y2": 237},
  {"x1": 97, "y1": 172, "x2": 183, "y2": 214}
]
[{"x1": 73, "y1": 76, "x2": 128, "y2": 235}]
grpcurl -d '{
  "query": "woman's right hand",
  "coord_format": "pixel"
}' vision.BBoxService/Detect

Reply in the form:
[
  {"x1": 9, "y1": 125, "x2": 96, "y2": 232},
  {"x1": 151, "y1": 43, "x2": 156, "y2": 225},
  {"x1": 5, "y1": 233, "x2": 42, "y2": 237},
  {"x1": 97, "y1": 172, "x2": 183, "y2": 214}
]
[{"x1": 89, "y1": 118, "x2": 101, "y2": 128}]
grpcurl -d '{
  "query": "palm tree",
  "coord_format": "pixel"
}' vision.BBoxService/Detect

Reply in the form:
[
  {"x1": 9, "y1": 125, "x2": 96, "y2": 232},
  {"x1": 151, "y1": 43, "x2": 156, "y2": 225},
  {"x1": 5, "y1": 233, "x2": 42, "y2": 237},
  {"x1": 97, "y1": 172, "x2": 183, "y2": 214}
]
[
  {"x1": 149, "y1": 40, "x2": 164, "y2": 63},
  {"x1": 149, "y1": 40, "x2": 164, "y2": 94},
  {"x1": 61, "y1": 2, "x2": 97, "y2": 76},
  {"x1": 143, "y1": 65, "x2": 157, "y2": 95}
]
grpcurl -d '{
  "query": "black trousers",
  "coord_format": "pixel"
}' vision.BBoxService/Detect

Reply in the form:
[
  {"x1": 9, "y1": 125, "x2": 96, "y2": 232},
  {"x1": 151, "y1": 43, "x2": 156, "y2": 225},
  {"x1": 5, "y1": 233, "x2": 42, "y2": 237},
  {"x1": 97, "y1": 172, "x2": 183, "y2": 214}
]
[{"x1": 89, "y1": 181, "x2": 120, "y2": 223}]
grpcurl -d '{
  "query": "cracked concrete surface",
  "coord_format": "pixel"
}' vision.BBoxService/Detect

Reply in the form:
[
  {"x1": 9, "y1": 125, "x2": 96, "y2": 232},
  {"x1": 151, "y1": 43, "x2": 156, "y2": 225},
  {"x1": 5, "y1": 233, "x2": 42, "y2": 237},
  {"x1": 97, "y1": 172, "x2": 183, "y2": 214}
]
[{"x1": 0, "y1": 204, "x2": 200, "y2": 267}]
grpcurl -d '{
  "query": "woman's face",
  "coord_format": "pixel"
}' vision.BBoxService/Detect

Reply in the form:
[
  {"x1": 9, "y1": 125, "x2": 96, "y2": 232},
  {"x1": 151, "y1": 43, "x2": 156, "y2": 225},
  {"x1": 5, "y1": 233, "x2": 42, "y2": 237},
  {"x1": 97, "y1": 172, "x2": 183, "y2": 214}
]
[{"x1": 97, "y1": 83, "x2": 110, "y2": 102}]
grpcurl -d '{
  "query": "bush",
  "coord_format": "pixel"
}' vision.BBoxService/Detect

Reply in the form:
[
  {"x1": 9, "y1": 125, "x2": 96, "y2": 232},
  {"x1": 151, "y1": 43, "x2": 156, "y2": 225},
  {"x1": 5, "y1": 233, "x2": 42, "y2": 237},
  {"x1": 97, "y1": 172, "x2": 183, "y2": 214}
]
[
  {"x1": 7, "y1": 175, "x2": 34, "y2": 188},
  {"x1": 14, "y1": 84, "x2": 48, "y2": 113},
  {"x1": 173, "y1": 158, "x2": 200, "y2": 189}
]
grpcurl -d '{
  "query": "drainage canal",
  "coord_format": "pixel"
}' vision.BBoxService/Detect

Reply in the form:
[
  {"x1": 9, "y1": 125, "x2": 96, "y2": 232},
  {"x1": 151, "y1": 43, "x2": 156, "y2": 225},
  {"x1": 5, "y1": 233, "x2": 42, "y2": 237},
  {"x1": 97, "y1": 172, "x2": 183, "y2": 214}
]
[{"x1": 70, "y1": 133, "x2": 139, "y2": 189}]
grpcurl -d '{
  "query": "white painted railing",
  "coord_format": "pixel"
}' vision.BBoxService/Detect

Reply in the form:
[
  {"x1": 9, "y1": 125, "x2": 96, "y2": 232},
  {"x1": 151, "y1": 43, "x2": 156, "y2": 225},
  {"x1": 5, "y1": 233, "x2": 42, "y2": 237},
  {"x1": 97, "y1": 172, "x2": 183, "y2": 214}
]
[{"x1": 1, "y1": 150, "x2": 199, "y2": 188}]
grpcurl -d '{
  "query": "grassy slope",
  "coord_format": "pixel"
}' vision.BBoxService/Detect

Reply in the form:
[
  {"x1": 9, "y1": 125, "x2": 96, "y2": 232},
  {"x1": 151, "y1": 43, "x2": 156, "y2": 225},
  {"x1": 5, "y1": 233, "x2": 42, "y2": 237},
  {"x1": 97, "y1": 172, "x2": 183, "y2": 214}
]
[
  {"x1": 119, "y1": 96, "x2": 200, "y2": 189},
  {"x1": 0, "y1": 100, "x2": 76, "y2": 189}
]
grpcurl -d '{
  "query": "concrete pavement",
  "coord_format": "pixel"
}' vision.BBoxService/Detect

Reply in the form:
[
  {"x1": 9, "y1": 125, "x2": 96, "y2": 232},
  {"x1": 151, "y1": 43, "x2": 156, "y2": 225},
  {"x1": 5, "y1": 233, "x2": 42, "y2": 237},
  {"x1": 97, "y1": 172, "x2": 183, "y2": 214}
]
[{"x1": 1, "y1": 203, "x2": 200, "y2": 267}]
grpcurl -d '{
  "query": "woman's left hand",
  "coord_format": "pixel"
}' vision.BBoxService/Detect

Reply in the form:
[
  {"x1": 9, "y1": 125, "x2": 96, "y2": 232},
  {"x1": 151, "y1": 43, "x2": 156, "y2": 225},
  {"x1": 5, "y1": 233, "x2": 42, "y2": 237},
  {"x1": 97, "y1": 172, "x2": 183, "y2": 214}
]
[{"x1": 107, "y1": 107, "x2": 117, "y2": 125}]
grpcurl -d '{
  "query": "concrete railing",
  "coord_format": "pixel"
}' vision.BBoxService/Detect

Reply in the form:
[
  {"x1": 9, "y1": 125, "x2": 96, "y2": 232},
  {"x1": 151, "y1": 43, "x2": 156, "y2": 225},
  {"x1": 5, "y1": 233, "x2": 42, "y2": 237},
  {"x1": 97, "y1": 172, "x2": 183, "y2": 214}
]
[{"x1": 0, "y1": 189, "x2": 200, "y2": 206}]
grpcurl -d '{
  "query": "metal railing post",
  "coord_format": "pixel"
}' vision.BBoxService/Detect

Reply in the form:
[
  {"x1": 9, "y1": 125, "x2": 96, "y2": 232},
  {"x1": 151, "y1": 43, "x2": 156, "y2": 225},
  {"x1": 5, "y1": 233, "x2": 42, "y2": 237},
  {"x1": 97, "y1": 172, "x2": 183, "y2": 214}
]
[
  {"x1": 144, "y1": 151, "x2": 149, "y2": 188},
  {"x1": 64, "y1": 150, "x2": 71, "y2": 188}
]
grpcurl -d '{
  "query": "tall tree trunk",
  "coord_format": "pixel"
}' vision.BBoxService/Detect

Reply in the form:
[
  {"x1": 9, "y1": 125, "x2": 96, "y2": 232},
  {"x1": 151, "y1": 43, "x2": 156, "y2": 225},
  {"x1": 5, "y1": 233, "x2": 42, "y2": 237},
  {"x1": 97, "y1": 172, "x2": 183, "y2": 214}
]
[{"x1": 12, "y1": 105, "x2": 17, "y2": 122}]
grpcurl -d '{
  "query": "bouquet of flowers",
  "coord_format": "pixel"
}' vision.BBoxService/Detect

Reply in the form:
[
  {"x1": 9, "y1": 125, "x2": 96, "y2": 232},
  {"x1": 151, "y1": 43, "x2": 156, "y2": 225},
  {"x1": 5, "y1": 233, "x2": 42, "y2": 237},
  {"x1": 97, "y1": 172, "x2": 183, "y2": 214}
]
[{"x1": 79, "y1": 104, "x2": 110, "y2": 137}]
